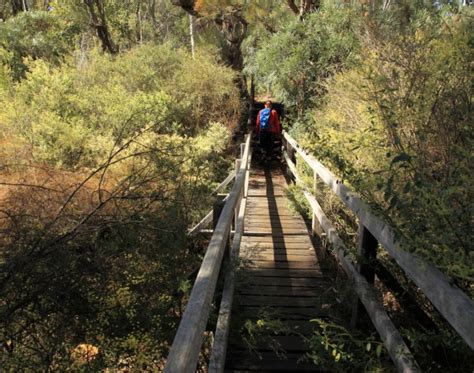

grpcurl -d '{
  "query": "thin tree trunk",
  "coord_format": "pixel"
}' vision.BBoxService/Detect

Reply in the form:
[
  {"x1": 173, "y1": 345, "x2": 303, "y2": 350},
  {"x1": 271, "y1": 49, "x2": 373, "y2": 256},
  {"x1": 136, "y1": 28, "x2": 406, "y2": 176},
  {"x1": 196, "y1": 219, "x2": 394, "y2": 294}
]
[
  {"x1": 11, "y1": 0, "x2": 23, "y2": 15},
  {"x1": 137, "y1": 3, "x2": 143, "y2": 44},
  {"x1": 189, "y1": 14, "x2": 196, "y2": 59},
  {"x1": 84, "y1": 0, "x2": 118, "y2": 55}
]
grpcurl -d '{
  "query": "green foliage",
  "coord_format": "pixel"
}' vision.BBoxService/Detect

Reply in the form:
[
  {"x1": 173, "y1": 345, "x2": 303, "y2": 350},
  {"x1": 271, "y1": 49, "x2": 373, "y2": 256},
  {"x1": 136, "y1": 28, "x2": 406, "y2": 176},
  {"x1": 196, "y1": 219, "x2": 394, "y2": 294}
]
[
  {"x1": 0, "y1": 44, "x2": 239, "y2": 169},
  {"x1": 239, "y1": 307, "x2": 290, "y2": 359},
  {"x1": 306, "y1": 319, "x2": 390, "y2": 372},
  {"x1": 0, "y1": 38, "x2": 239, "y2": 369},
  {"x1": 299, "y1": 7, "x2": 474, "y2": 284},
  {"x1": 402, "y1": 327, "x2": 474, "y2": 372},
  {"x1": 0, "y1": 11, "x2": 78, "y2": 79},
  {"x1": 246, "y1": 3, "x2": 360, "y2": 115}
]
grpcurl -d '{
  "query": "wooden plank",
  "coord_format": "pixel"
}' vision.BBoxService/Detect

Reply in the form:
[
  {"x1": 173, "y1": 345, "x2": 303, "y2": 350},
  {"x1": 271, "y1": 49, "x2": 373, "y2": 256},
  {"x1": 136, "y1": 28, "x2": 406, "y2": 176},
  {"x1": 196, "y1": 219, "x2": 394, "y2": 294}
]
[
  {"x1": 238, "y1": 295, "x2": 321, "y2": 308},
  {"x1": 244, "y1": 260, "x2": 318, "y2": 270},
  {"x1": 212, "y1": 170, "x2": 235, "y2": 195},
  {"x1": 164, "y1": 135, "x2": 252, "y2": 373},
  {"x1": 245, "y1": 217, "x2": 302, "y2": 222},
  {"x1": 238, "y1": 286, "x2": 322, "y2": 297},
  {"x1": 226, "y1": 352, "x2": 319, "y2": 372},
  {"x1": 241, "y1": 242, "x2": 314, "y2": 250},
  {"x1": 229, "y1": 336, "x2": 310, "y2": 352},
  {"x1": 243, "y1": 229, "x2": 310, "y2": 235},
  {"x1": 243, "y1": 235, "x2": 310, "y2": 242},
  {"x1": 241, "y1": 276, "x2": 324, "y2": 287},
  {"x1": 237, "y1": 307, "x2": 331, "y2": 320},
  {"x1": 284, "y1": 131, "x2": 474, "y2": 350},
  {"x1": 208, "y1": 195, "x2": 248, "y2": 373},
  {"x1": 240, "y1": 252, "x2": 317, "y2": 261},
  {"x1": 242, "y1": 268, "x2": 325, "y2": 278}
]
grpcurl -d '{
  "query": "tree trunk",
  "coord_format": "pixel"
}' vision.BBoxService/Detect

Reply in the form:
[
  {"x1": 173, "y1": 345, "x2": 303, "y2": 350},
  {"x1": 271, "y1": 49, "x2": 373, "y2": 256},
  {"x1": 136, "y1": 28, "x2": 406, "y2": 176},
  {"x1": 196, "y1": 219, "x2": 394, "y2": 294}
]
[
  {"x1": 84, "y1": 0, "x2": 118, "y2": 55},
  {"x1": 189, "y1": 14, "x2": 196, "y2": 59},
  {"x1": 11, "y1": 0, "x2": 24, "y2": 15},
  {"x1": 136, "y1": 2, "x2": 143, "y2": 44},
  {"x1": 287, "y1": 0, "x2": 320, "y2": 18}
]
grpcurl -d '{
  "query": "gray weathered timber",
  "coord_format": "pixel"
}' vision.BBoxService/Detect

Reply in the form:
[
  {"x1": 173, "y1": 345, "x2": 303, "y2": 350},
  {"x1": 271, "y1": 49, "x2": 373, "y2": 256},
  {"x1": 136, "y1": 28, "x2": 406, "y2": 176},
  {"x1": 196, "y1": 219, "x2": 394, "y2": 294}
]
[
  {"x1": 285, "y1": 151, "x2": 420, "y2": 371},
  {"x1": 208, "y1": 196, "x2": 247, "y2": 373},
  {"x1": 164, "y1": 135, "x2": 251, "y2": 373},
  {"x1": 283, "y1": 131, "x2": 474, "y2": 349},
  {"x1": 188, "y1": 209, "x2": 214, "y2": 237},
  {"x1": 212, "y1": 170, "x2": 236, "y2": 195}
]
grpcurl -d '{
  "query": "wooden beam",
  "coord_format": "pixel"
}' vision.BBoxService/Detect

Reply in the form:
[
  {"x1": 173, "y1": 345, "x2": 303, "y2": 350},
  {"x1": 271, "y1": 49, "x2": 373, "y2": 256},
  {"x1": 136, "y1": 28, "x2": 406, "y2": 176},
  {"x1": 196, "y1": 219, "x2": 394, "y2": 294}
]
[
  {"x1": 208, "y1": 196, "x2": 247, "y2": 373},
  {"x1": 164, "y1": 135, "x2": 251, "y2": 373},
  {"x1": 283, "y1": 131, "x2": 474, "y2": 349},
  {"x1": 285, "y1": 152, "x2": 420, "y2": 371}
]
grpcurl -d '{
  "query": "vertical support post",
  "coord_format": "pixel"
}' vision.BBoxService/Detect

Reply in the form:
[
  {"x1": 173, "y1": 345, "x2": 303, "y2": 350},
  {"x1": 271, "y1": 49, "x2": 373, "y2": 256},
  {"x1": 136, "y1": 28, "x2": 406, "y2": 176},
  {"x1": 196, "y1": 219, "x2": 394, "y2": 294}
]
[
  {"x1": 351, "y1": 223, "x2": 378, "y2": 329},
  {"x1": 311, "y1": 171, "x2": 324, "y2": 245},
  {"x1": 234, "y1": 159, "x2": 242, "y2": 230},
  {"x1": 213, "y1": 194, "x2": 227, "y2": 229},
  {"x1": 240, "y1": 143, "x2": 245, "y2": 159}
]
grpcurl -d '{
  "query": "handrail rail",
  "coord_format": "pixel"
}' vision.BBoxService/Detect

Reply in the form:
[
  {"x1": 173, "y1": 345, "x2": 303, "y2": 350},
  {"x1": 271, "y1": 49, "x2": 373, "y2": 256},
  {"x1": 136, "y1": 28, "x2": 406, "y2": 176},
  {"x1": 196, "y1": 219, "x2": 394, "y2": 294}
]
[
  {"x1": 282, "y1": 130, "x2": 474, "y2": 350},
  {"x1": 283, "y1": 150, "x2": 419, "y2": 372},
  {"x1": 164, "y1": 134, "x2": 252, "y2": 373}
]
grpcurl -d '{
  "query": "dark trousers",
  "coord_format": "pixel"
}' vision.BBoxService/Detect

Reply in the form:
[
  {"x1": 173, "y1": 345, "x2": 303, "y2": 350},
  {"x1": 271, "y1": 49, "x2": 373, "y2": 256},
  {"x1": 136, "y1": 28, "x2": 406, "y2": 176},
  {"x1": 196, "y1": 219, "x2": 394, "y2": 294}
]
[{"x1": 259, "y1": 131, "x2": 273, "y2": 157}]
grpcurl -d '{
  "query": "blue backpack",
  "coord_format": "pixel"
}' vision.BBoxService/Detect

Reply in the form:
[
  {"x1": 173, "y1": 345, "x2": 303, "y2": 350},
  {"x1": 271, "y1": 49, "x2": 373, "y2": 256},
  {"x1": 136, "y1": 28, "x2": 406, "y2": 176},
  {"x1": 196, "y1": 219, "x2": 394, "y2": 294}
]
[{"x1": 259, "y1": 108, "x2": 272, "y2": 131}]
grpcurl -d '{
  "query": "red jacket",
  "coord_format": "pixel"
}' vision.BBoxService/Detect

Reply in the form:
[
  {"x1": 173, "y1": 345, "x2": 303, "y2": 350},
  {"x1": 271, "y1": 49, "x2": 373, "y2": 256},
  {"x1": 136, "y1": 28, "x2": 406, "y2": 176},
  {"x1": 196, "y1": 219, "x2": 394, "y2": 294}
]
[{"x1": 256, "y1": 109, "x2": 281, "y2": 136}]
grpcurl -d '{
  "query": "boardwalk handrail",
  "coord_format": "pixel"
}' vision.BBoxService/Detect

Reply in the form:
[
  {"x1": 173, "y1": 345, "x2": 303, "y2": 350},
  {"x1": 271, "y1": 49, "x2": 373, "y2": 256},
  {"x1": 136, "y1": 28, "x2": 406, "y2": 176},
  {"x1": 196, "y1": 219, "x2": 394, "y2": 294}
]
[
  {"x1": 283, "y1": 152, "x2": 419, "y2": 372},
  {"x1": 282, "y1": 130, "x2": 474, "y2": 350},
  {"x1": 164, "y1": 134, "x2": 252, "y2": 373}
]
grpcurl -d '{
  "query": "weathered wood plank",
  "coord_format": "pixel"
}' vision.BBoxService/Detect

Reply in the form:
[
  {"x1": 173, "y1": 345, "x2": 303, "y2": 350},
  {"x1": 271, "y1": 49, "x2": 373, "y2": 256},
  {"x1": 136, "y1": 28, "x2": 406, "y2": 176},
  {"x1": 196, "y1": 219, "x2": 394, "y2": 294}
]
[
  {"x1": 226, "y1": 352, "x2": 320, "y2": 371},
  {"x1": 208, "y1": 195, "x2": 248, "y2": 373},
  {"x1": 241, "y1": 242, "x2": 314, "y2": 249},
  {"x1": 164, "y1": 135, "x2": 252, "y2": 373},
  {"x1": 241, "y1": 276, "x2": 325, "y2": 287},
  {"x1": 238, "y1": 295, "x2": 321, "y2": 308},
  {"x1": 238, "y1": 285, "x2": 323, "y2": 297},
  {"x1": 244, "y1": 260, "x2": 318, "y2": 270},
  {"x1": 229, "y1": 336, "x2": 311, "y2": 352},
  {"x1": 242, "y1": 268, "x2": 326, "y2": 278},
  {"x1": 240, "y1": 252, "x2": 317, "y2": 261},
  {"x1": 243, "y1": 235, "x2": 311, "y2": 242}
]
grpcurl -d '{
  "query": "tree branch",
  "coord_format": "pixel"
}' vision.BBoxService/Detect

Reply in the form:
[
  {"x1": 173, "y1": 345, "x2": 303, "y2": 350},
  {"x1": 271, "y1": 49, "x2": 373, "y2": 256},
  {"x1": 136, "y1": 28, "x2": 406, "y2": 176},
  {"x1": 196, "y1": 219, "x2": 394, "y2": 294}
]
[{"x1": 287, "y1": 0, "x2": 299, "y2": 15}]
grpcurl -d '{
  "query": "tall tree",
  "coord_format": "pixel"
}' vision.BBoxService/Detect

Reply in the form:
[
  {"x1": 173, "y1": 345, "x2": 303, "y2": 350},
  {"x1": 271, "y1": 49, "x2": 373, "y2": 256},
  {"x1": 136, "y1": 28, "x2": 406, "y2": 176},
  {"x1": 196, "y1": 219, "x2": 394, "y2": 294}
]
[
  {"x1": 171, "y1": 0, "x2": 249, "y2": 101},
  {"x1": 287, "y1": 0, "x2": 320, "y2": 17},
  {"x1": 10, "y1": 0, "x2": 27, "y2": 15},
  {"x1": 83, "y1": 0, "x2": 118, "y2": 54}
]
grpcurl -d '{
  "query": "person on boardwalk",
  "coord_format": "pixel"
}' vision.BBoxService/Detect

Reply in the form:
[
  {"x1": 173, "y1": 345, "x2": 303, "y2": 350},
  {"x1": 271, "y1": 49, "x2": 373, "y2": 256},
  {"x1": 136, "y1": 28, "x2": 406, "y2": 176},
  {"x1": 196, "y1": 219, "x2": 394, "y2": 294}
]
[{"x1": 256, "y1": 100, "x2": 281, "y2": 160}]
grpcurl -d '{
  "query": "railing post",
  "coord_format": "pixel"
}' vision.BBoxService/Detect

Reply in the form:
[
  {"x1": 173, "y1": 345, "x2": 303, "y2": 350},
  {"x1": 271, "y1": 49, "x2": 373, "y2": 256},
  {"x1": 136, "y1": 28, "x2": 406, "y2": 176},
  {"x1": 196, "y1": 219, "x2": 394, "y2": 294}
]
[
  {"x1": 213, "y1": 194, "x2": 227, "y2": 229},
  {"x1": 234, "y1": 159, "x2": 242, "y2": 230},
  {"x1": 351, "y1": 224, "x2": 378, "y2": 329},
  {"x1": 311, "y1": 171, "x2": 323, "y2": 242}
]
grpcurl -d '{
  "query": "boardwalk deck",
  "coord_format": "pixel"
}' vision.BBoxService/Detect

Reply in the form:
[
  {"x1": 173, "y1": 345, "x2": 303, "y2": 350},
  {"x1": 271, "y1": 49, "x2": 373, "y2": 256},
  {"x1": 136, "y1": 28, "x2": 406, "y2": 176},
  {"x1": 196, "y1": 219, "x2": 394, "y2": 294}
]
[{"x1": 225, "y1": 164, "x2": 341, "y2": 372}]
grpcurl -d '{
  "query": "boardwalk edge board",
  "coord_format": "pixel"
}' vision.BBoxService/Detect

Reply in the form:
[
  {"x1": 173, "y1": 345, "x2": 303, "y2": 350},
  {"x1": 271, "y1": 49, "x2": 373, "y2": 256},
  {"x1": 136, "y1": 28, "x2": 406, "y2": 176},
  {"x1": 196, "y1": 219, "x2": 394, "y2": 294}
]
[{"x1": 164, "y1": 135, "x2": 252, "y2": 373}]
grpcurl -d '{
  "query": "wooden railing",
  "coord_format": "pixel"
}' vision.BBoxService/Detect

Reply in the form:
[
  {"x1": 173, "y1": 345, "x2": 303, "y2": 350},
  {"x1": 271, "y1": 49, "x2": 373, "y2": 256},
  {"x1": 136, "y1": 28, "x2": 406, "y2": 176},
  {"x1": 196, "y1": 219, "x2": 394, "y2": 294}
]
[
  {"x1": 164, "y1": 134, "x2": 252, "y2": 373},
  {"x1": 282, "y1": 131, "x2": 474, "y2": 371},
  {"x1": 188, "y1": 170, "x2": 236, "y2": 237}
]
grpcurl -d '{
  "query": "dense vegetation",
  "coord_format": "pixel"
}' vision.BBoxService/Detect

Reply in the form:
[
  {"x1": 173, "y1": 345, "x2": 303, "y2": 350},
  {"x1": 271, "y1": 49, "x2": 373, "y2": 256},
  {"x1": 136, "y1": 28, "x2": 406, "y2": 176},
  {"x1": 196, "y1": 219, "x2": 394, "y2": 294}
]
[{"x1": 0, "y1": 0, "x2": 472, "y2": 371}]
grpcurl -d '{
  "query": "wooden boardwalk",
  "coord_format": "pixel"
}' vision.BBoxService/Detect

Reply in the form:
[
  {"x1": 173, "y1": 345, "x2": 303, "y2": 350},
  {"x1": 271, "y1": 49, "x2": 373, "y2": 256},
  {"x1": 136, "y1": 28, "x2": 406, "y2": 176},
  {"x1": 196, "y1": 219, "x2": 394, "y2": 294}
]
[{"x1": 225, "y1": 165, "x2": 341, "y2": 372}]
